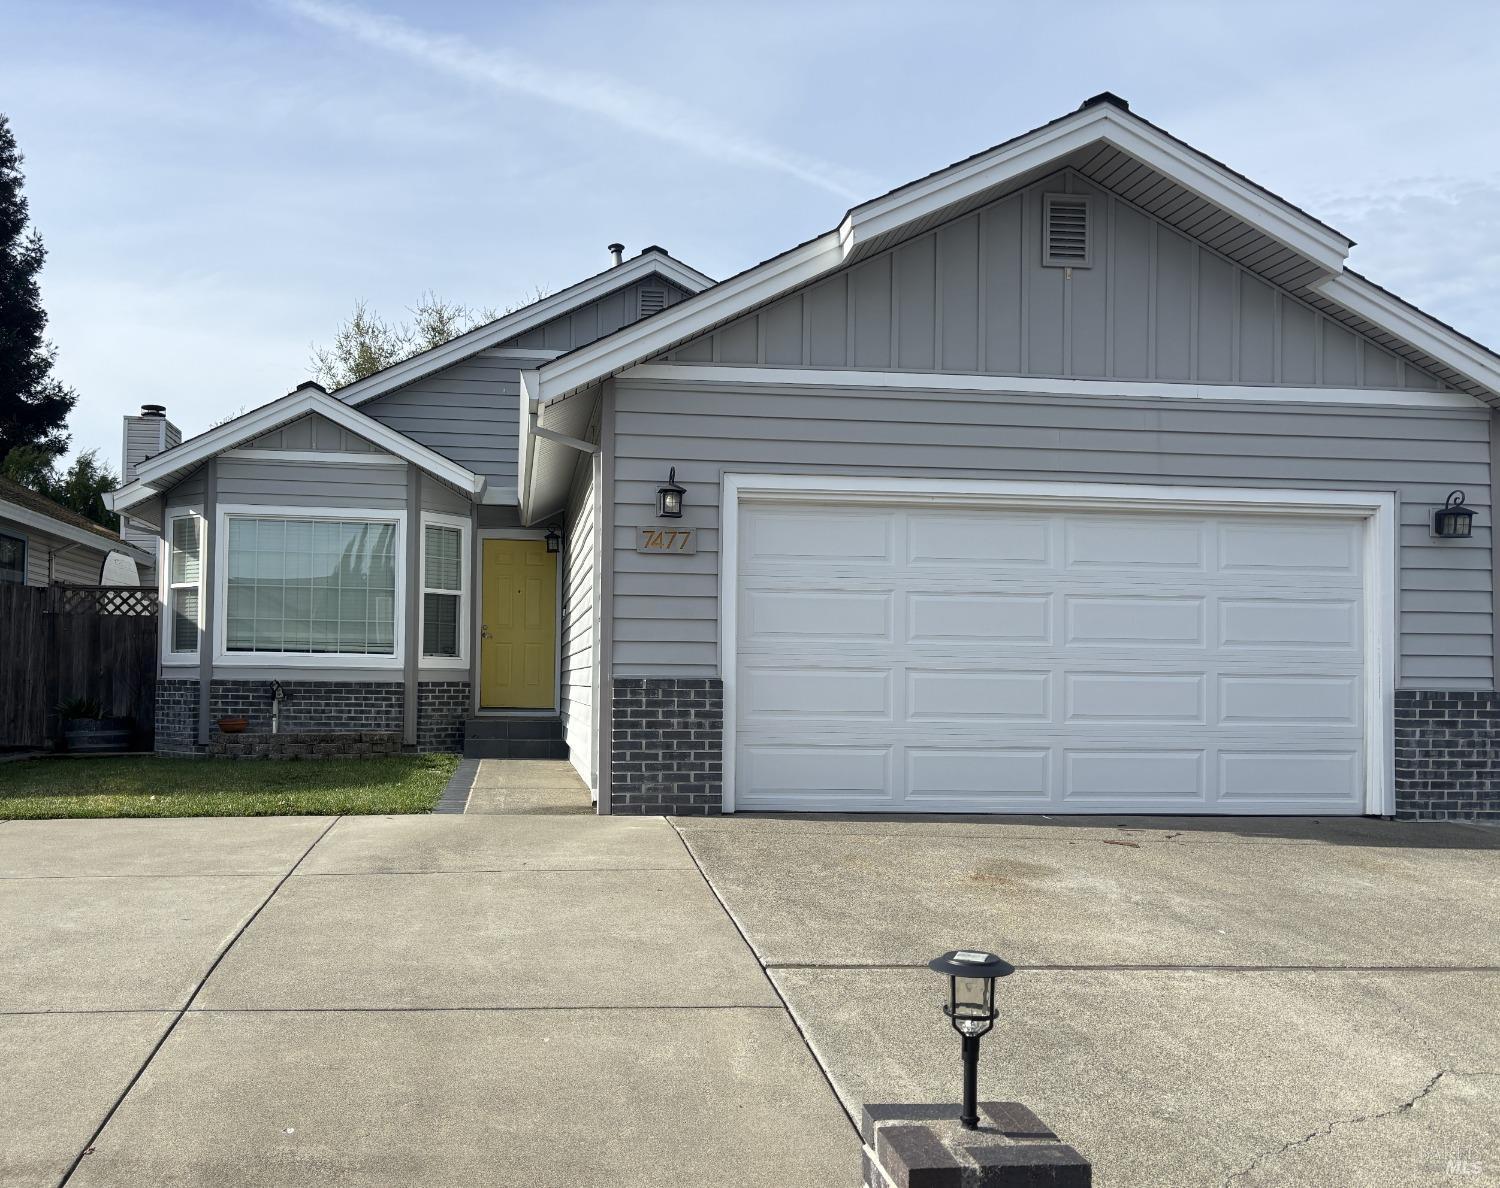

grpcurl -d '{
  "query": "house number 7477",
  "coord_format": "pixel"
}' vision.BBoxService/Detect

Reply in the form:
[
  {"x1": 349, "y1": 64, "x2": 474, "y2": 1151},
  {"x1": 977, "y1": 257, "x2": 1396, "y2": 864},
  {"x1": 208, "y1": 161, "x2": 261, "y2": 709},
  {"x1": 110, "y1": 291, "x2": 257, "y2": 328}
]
[{"x1": 637, "y1": 527, "x2": 697, "y2": 554}]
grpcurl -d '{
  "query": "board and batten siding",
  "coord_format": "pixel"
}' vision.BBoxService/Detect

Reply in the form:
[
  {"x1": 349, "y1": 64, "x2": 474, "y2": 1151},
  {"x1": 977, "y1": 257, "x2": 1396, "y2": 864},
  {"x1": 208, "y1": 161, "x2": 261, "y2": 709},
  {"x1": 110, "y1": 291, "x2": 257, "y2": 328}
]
[
  {"x1": 664, "y1": 169, "x2": 1446, "y2": 393},
  {"x1": 560, "y1": 460, "x2": 597, "y2": 788},
  {"x1": 245, "y1": 413, "x2": 379, "y2": 453},
  {"x1": 608, "y1": 377, "x2": 1493, "y2": 689}
]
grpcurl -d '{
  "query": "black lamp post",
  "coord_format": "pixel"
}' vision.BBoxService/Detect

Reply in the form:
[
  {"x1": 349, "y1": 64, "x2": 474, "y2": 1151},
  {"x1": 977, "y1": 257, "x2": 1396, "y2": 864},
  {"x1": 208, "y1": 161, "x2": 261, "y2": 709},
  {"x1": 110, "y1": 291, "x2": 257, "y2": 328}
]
[
  {"x1": 928, "y1": 949, "x2": 1015, "y2": 1129},
  {"x1": 656, "y1": 468, "x2": 686, "y2": 519},
  {"x1": 1432, "y1": 490, "x2": 1475, "y2": 539}
]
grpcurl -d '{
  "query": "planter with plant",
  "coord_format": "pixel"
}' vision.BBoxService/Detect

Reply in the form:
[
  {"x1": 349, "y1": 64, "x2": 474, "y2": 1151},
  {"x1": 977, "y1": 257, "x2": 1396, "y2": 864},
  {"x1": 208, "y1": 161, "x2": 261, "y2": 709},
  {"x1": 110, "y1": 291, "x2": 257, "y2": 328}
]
[{"x1": 56, "y1": 698, "x2": 133, "y2": 753}]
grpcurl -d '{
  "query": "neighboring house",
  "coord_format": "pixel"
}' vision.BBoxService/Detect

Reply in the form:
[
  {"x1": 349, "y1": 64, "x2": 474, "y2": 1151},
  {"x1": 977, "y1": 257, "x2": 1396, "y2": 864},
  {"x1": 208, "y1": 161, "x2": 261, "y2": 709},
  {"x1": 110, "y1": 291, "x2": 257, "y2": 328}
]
[
  {"x1": 108, "y1": 96, "x2": 1500, "y2": 822},
  {"x1": 0, "y1": 474, "x2": 147, "y2": 588}
]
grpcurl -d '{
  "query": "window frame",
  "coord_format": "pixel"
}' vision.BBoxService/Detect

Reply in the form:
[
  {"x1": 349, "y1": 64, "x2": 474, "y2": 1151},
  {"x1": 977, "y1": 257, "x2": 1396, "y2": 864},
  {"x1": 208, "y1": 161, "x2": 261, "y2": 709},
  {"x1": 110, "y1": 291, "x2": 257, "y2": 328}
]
[
  {"x1": 162, "y1": 513, "x2": 202, "y2": 665},
  {"x1": 0, "y1": 529, "x2": 27, "y2": 585},
  {"x1": 419, "y1": 510, "x2": 471, "y2": 669},
  {"x1": 213, "y1": 505, "x2": 406, "y2": 670}
]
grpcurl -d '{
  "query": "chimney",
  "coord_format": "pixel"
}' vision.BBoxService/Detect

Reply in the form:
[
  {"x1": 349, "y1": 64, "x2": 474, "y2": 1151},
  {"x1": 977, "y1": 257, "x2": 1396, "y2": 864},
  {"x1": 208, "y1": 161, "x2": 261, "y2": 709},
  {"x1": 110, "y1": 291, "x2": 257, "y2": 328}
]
[
  {"x1": 120, "y1": 402, "x2": 181, "y2": 559},
  {"x1": 608, "y1": 242, "x2": 624, "y2": 267}
]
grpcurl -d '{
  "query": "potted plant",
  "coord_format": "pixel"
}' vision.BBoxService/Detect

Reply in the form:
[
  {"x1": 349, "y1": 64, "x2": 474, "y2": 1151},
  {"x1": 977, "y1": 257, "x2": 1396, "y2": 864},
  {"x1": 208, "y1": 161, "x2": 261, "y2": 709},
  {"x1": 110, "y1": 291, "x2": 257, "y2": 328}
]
[
  {"x1": 56, "y1": 697, "x2": 133, "y2": 753},
  {"x1": 216, "y1": 715, "x2": 249, "y2": 734}
]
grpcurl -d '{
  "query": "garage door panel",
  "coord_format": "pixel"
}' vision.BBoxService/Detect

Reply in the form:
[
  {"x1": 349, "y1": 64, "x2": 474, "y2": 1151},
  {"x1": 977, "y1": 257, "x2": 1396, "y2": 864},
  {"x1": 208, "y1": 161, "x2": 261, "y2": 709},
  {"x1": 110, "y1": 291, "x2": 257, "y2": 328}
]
[
  {"x1": 1065, "y1": 596, "x2": 1205, "y2": 646},
  {"x1": 1065, "y1": 672, "x2": 1204, "y2": 723},
  {"x1": 743, "y1": 589, "x2": 893, "y2": 640},
  {"x1": 734, "y1": 500, "x2": 1369, "y2": 815},
  {"x1": 1218, "y1": 751, "x2": 1362, "y2": 804},
  {"x1": 906, "y1": 748, "x2": 1051, "y2": 802},
  {"x1": 1063, "y1": 749, "x2": 1207, "y2": 802},
  {"x1": 1219, "y1": 522, "x2": 1359, "y2": 573},
  {"x1": 907, "y1": 670, "x2": 1051, "y2": 720},
  {"x1": 741, "y1": 666, "x2": 892, "y2": 720},
  {"x1": 906, "y1": 511, "x2": 1051, "y2": 567},
  {"x1": 1065, "y1": 517, "x2": 1205, "y2": 570},
  {"x1": 1218, "y1": 599, "x2": 1359, "y2": 649},
  {"x1": 908, "y1": 593, "x2": 1050, "y2": 642},
  {"x1": 1218, "y1": 676, "x2": 1360, "y2": 725}
]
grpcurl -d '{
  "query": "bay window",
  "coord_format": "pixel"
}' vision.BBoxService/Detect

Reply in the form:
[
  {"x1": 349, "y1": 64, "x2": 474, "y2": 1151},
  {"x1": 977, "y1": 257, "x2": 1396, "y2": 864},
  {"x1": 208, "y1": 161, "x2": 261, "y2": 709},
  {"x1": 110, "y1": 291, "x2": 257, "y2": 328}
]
[
  {"x1": 167, "y1": 515, "x2": 201, "y2": 654},
  {"x1": 223, "y1": 512, "x2": 399, "y2": 659},
  {"x1": 421, "y1": 512, "x2": 469, "y2": 663}
]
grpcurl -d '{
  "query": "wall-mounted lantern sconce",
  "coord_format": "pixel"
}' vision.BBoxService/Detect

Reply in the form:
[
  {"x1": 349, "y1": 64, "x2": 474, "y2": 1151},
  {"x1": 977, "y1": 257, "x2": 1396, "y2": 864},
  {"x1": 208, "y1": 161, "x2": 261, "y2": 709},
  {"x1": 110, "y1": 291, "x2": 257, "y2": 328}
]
[
  {"x1": 1432, "y1": 490, "x2": 1474, "y2": 539},
  {"x1": 544, "y1": 527, "x2": 562, "y2": 554},
  {"x1": 929, "y1": 949, "x2": 1015, "y2": 1129},
  {"x1": 656, "y1": 468, "x2": 686, "y2": 519}
]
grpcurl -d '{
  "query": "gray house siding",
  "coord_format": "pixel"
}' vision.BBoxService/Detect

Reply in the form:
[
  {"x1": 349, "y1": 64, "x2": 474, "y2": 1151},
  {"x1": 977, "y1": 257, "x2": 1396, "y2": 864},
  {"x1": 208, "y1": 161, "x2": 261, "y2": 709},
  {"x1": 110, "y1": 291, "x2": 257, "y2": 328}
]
[
  {"x1": 501, "y1": 278, "x2": 693, "y2": 353},
  {"x1": 560, "y1": 458, "x2": 597, "y2": 789},
  {"x1": 10, "y1": 522, "x2": 108, "y2": 586},
  {"x1": 361, "y1": 354, "x2": 521, "y2": 502},
  {"x1": 664, "y1": 170, "x2": 1446, "y2": 392},
  {"x1": 245, "y1": 413, "x2": 378, "y2": 452},
  {"x1": 607, "y1": 377, "x2": 1493, "y2": 689}
]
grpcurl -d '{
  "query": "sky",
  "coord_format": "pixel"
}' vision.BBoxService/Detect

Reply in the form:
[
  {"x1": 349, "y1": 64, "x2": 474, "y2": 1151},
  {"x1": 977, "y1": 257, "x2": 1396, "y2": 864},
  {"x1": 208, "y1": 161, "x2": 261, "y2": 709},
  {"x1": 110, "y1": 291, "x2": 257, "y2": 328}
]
[{"x1": 3, "y1": 0, "x2": 1498, "y2": 471}]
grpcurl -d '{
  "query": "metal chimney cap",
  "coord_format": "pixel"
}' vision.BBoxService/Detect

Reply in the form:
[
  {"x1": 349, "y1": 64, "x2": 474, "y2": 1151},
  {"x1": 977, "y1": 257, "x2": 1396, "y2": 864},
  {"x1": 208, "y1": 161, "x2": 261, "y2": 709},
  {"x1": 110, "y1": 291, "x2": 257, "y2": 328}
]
[
  {"x1": 140, "y1": 403, "x2": 166, "y2": 417},
  {"x1": 608, "y1": 242, "x2": 625, "y2": 266}
]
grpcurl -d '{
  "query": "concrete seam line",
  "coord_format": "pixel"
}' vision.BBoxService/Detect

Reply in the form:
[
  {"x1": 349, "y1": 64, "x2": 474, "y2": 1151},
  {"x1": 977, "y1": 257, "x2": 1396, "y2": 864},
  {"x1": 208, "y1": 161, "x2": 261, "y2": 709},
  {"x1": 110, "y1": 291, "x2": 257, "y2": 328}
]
[
  {"x1": 666, "y1": 818, "x2": 862, "y2": 1140},
  {"x1": 54, "y1": 814, "x2": 343, "y2": 1188},
  {"x1": 0, "y1": 871, "x2": 313, "y2": 881},
  {"x1": 767, "y1": 962, "x2": 1500, "y2": 973},
  {"x1": 293, "y1": 865, "x2": 696, "y2": 877},
  {"x1": 175, "y1": 1004, "x2": 789, "y2": 1014}
]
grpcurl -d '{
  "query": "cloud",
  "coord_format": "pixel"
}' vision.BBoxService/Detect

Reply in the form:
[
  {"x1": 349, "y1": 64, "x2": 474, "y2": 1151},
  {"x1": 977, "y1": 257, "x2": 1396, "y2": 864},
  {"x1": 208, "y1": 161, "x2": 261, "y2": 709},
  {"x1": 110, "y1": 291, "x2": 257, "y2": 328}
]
[{"x1": 274, "y1": 0, "x2": 867, "y2": 200}]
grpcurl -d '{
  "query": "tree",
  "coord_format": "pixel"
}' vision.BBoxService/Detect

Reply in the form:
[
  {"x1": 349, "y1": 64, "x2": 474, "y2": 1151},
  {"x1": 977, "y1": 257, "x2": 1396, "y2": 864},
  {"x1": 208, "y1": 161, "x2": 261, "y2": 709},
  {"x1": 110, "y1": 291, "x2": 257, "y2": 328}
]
[
  {"x1": 1, "y1": 447, "x2": 119, "y2": 531},
  {"x1": 309, "y1": 289, "x2": 547, "y2": 390},
  {"x1": 0, "y1": 113, "x2": 77, "y2": 465}
]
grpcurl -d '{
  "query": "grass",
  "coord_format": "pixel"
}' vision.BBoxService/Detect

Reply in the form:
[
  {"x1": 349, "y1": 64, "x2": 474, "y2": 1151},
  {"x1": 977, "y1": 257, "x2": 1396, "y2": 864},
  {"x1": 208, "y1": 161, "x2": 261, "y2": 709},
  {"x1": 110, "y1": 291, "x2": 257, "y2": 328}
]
[{"x1": 0, "y1": 754, "x2": 460, "y2": 819}]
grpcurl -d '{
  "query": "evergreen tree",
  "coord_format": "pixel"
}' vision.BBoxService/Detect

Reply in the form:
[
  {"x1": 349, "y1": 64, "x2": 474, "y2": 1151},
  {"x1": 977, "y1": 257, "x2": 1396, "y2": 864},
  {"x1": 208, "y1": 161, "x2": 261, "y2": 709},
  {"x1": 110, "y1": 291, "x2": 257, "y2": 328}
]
[
  {"x1": 0, "y1": 113, "x2": 77, "y2": 463},
  {"x1": 0, "y1": 447, "x2": 120, "y2": 531}
]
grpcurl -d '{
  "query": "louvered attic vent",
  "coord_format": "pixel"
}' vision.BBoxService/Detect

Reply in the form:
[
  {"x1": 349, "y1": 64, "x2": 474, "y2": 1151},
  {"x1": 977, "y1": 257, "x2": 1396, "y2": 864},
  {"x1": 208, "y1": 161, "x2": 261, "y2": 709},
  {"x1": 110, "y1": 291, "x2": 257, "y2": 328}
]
[
  {"x1": 1043, "y1": 193, "x2": 1091, "y2": 268},
  {"x1": 637, "y1": 287, "x2": 668, "y2": 318}
]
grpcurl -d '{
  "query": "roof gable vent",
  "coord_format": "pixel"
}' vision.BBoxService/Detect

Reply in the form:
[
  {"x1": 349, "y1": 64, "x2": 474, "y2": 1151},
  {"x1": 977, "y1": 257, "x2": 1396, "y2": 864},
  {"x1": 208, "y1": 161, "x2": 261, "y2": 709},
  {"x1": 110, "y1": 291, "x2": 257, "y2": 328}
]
[
  {"x1": 1043, "y1": 193, "x2": 1091, "y2": 268},
  {"x1": 637, "y1": 287, "x2": 668, "y2": 318}
]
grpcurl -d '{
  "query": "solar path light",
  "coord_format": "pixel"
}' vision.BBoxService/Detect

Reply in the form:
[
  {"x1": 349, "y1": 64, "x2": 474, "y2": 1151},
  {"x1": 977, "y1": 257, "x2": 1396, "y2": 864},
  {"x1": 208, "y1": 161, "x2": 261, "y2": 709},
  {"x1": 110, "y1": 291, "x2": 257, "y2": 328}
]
[{"x1": 928, "y1": 949, "x2": 1015, "y2": 1129}]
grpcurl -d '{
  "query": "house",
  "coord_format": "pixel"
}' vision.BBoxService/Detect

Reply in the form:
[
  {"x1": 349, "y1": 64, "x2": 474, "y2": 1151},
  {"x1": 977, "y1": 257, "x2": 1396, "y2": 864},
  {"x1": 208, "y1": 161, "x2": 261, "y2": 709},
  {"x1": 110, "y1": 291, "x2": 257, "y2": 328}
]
[
  {"x1": 1, "y1": 474, "x2": 148, "y2": 588},
  {"x1": 107, "y1": 95, "x2": 1500, "y2": 822}
]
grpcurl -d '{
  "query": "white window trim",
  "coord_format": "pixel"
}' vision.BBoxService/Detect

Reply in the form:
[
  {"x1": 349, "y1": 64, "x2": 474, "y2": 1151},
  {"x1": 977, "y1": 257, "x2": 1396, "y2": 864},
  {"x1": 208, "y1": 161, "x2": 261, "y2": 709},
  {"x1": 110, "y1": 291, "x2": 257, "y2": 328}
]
[
  {"x1": 718, "y1": 474, "x2": 1397, "y2": 818},
  {"x1": 213, "y1": 504, "x2": 407, "y2": 670},
  {"x1": 162, "y1": 513, "x2": 203, "y2": 666},
  {"x1": 419, "y1": 511, "x2": 471, "y2": 669}
]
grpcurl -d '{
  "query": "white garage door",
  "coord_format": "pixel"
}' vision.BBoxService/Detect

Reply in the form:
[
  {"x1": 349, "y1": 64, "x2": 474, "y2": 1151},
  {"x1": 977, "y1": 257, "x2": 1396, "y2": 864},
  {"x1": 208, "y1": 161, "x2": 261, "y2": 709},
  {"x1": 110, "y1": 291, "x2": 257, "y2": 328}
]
[{"x1": 733, "y1": 500, "x2": 1369, "y2": 815}]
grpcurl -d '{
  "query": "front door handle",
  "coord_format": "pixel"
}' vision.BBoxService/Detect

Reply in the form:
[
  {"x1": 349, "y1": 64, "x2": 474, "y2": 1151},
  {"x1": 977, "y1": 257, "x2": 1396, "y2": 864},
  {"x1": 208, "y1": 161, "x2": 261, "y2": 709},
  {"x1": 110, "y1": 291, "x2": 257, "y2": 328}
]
[{"x1": 480, "y1": 624, "x2": 491, "y2": 639}]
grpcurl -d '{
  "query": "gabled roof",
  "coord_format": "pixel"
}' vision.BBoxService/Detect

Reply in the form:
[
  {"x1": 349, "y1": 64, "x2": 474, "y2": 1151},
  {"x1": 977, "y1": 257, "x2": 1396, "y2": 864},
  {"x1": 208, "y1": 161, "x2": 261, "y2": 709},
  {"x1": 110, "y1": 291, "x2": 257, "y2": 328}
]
[
  {"x1": 531, "y1": 94, "x2": 1500, "y2": 406},
  {"x1": 105, "y1": 383, "x2": 485, "y2": 514},
  {"x1": 334, "y1": 247, "x2": 714, "y2": 407},
  {"x1": 0, "y1": 475, "x2": 148, "y2": 559}
]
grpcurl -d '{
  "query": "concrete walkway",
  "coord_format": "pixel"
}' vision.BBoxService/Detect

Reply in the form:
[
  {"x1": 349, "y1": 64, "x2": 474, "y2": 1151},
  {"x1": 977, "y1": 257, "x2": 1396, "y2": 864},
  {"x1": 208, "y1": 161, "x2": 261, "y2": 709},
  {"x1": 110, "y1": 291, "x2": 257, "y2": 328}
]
[
  {"x1": 462, "y1": 759, "x2": 594, "y2": 815},
  {"x1": 0, "y1": 813, "x2": 853, "y2": 1187}
]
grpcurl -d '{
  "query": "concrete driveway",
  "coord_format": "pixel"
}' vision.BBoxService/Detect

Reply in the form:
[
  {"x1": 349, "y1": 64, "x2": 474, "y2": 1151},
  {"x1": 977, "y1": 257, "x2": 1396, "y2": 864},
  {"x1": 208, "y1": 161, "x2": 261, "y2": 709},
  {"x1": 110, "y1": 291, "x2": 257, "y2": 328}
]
[
  {"x1": 675, "y1": 814, "x2": 1500, "y2": 1188},
  {"x1": 0, "y1": 812, "x2": 851, "y2": 1188}
]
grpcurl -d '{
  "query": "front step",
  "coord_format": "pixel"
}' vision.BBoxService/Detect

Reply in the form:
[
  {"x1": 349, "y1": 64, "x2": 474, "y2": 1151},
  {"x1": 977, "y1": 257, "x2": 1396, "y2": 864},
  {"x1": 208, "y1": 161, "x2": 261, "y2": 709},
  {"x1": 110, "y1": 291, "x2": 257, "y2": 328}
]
[{"x1": 462, "y1": 716, "x2": 568, "y2": 760}]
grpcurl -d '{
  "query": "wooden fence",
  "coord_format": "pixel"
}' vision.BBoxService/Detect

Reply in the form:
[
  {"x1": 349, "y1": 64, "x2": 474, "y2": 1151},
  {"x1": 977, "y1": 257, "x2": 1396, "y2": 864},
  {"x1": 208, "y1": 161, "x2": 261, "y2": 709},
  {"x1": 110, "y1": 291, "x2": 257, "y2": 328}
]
[{"x1": 0, "y1": 584, "x2": 159, "y2": 750}]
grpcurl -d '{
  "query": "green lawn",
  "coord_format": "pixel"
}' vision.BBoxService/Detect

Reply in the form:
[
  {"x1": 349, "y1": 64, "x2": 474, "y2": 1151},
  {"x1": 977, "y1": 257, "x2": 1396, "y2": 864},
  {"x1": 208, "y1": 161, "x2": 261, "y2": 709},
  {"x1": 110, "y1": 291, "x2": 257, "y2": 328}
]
[{"x1": 0, "y1": 754, "x2": 460, "y2": 819}]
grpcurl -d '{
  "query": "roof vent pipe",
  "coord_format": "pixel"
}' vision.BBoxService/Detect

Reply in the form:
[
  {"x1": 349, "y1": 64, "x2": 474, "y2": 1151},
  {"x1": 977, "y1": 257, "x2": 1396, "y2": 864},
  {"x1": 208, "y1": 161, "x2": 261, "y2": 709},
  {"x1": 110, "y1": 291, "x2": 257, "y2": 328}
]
[
  {"x1": 140, "y1": 403, "x2": 166, "y2": 418},
  {"x1": 608, "y1": 242, "x2": 624, "y2": 267}
]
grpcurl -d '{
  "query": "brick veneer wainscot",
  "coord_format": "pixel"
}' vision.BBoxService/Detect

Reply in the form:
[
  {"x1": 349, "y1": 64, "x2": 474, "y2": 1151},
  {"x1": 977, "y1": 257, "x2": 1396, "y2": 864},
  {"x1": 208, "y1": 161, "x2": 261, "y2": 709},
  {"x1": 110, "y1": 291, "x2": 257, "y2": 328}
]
[
  {"x1": 416, "y1": 680, "x2": 470, "y2": 752},
  {"x1": 155, "y1": 678, "x2": 202, "y2": 756},
  {"x1": 610, "y1": 677, "x2": 723, "y2": 815},
  {"x1": 1394, "y1": 690, "x2": 1500, "y2": 821},
  {"x1": 209, "y1": 680, "x2": 403, "y2": 734}
]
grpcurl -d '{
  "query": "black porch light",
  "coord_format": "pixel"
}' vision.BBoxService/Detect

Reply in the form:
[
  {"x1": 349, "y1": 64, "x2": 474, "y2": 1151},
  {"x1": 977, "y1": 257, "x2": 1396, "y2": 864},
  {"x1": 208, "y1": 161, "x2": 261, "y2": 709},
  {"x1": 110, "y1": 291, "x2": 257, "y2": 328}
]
[
  {"x1": 656, "y1": 467, "x2": 686, "y2": 519},
  {"x1": 928, "y1": 949, "x2": 1016, "y2": 1129},
  {"x1": 1432, "y1": 490, "x2": 1474, "y2": 539},
  {"x1": 544, "y1": 526, "x2": 562, "y2": 554}
]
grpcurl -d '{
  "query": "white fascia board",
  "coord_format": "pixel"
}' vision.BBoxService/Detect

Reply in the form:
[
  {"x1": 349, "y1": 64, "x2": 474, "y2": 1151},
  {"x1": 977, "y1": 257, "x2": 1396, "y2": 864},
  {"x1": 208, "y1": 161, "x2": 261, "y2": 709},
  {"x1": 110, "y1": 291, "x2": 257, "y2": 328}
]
[
  {"x1": 336, "y1": 253, "x2": 715, "y2": 407},
  {"x1": 536, "y1": 232, "x2": 846, "y2": 404},
  {"x1": 0, "y1": 499, "x2": 149, "y2": 561},
  {"x1": 844, "y1": 105, "x2": 1351, "y2": 274},
  {"x1": 619, "y1": 363, "x2": 1486, "y2": 410},
  {"x1": 1312, "y1": 273, "x2": 1500, "y2": 398},
  {"x1": 112, "y1": 388, "x2": 485, "y2": 513}
]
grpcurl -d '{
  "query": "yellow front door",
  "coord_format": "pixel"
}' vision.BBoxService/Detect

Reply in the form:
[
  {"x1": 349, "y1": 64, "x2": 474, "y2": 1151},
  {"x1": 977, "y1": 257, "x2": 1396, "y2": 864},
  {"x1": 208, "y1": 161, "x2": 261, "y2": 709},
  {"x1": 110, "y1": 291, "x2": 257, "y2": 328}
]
[{"x1": 480, "y1": 537, "x2": 557, "y2": 709}]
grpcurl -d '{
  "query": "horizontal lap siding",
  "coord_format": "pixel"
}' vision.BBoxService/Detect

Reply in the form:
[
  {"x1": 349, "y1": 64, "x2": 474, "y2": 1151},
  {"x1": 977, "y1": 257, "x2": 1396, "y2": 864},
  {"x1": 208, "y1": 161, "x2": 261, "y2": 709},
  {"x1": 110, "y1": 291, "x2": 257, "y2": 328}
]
[
  {"x1": 561, "y1": 461, "x2": 596, "y2": 789},
  {"x1": 216, "y1": 460, "x2": 408, "y2": 510},
  {"x1": 610, "y1": 380, "x2": 1493, "y2": 687},
  {"x1": 361, "y1": 355, "x2": 520, "y2": 498}
]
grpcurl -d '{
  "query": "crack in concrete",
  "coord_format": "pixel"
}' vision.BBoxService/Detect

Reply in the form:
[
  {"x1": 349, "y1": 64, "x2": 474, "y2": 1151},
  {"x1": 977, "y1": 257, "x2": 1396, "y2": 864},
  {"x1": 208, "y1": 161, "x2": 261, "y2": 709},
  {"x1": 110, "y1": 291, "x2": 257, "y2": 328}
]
[{"x1": 1220, "y1": 1069, "x2": 1498, "y2": 1187}]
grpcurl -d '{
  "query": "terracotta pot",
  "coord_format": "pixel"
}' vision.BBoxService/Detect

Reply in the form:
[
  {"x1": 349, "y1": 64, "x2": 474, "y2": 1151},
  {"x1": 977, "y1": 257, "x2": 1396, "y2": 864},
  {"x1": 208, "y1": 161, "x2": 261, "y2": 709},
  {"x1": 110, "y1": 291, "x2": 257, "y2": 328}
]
[{"x1": 217, "y1": 716, "x2": 249, "y2": 734}]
